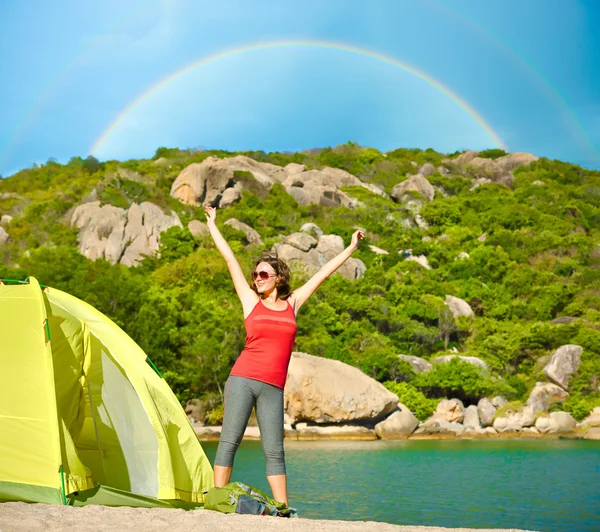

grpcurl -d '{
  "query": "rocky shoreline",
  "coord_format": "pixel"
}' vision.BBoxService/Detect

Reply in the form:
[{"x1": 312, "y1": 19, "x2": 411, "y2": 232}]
[
  {"x1": 188, "y1": 350, "x2": 600, "y2": 443},
  {"x1": 194, "y1": 422, "x2": 600, "y2": 442}
]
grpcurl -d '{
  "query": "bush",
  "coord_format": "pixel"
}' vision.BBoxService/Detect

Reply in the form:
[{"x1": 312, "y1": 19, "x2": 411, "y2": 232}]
[
  {"x1": 494, "y1": 400, "x2": 524, "y2": 420},
  {"x1": 384, "y1": 381, "x2": 439, "y2": 421},
  {"x1": 413, "y1": 358, "x2": 515, "y2": 405},
  {"x1": 477, "y1": 149, "x2": 508, "y2": 160},
  {"x1": 157, "y1": 226, "x2": 197, "y2": 263},
  {"x1": 82, "y1": 155, "x2": 101, "y2": 174},
  {"x1": 561, "y1": 395, "x2": 600, "y2": 421},
  {"x1": 206, "y1": 403, "x2": 225, "y2": 426}
]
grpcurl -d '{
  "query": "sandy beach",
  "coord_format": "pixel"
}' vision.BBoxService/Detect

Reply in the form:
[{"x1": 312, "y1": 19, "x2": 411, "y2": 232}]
[{"x1": 0, "y1": 502, "x2": 534, "y2": 532}]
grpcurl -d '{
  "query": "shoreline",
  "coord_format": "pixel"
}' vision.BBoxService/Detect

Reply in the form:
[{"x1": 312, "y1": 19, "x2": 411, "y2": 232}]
[
  {"x1": 194, "y1": 424, "x2": 599, "y2": 442},
  {"x1": 0, "y1": 502, "x2": 535, "y2": 532}
]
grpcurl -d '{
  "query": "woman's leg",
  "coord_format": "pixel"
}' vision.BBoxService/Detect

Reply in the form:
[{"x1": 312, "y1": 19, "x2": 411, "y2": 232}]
[
  {"x1": 214, "y1": 376, "x2": 255, "y2": 487},
  {"x1": 255, "y1": 382, "x2": 287, "y2": 504}
]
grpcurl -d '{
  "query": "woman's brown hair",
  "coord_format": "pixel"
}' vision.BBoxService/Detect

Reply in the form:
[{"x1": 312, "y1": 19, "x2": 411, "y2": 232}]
[{"x1": 250, "y1": 251, "x2": 292, "y2": 299}]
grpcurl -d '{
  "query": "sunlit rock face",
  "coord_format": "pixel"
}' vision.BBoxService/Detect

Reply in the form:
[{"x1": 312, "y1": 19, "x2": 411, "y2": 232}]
[
  {"x1": 543, "y1": 344, "x2": 583, "y2": 390},
  {"x1": 71, "y1": 201, "x2": 182, "y2": 266},
  {"x1": 273, "y1": 229, "x2": 366, "y2": 281},
  {"x1": 284, "y1": 352, "x2": 398, "y2": 425},
  {"x1": 170, "y1": 155, "x2": 386, "y2": 209}
]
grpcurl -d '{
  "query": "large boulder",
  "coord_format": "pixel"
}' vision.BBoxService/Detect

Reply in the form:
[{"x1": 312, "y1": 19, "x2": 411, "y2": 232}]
[
  {"x1": 398, "y1": 355, "x2": 432, "y2": 374},
  {"x1": 419, "y1": 163, "x2": 436, "y2": 177},
  {"x1": 188, "y1": 220, "x2": 209, "y2": 238},
  {"x1": 526, "y1": 382, "x2": 569, "y2": 414},
  {"x1": 580, "y1": 407, "x2": 600, "y2": 428},
  {"x1": 452, "y1": 151, "x2": 538, "y2": 189},
  {"x1": 469, "y1": 157, "x2": 499, "y2": 175},
  {"x1": 543, "y1": 345, "x2": 583, "y2": 390},
  {"x1": 284, "y1": 352, "x2": 399, "y2": 424},
  {"x1": 170, "y1": 157, "x2": 234, "y2": 207},
  {"x1": 494, "y1": 152, "x2": 538, "y2": 172},
  {"x1": 453, "y1": 151, "x2": 479, "y2": 165},
  {"x1": 535, "y1": 412, "x2": 577, "y2": 434},
  {"x1": 284, "y1": 232, "x2": 318, "y2": 252},
  {"x1": 315, "y1": 235, "x2": 365, "y2": 279},
  {"x1": 282, "y1": 166, "x2": 386, "y2": 208},
  {"x1": 219, "y1": 186, "x2": 242, "y2": 208},
  {"x1": 284, "y1": 163, "x2": 305, "y2": 175},
  {"x1": 71, "y1": 202, "x2": 127, "y2": 262},
  {"x1": 273, "y1": 232, "x2": 366, "y2": 281},
  {"x1": 320, "y1": 167, "x2": 388, "y2": 199},
  {"x1": 283, "y1": 169, "x2": 360, "y2": 208},
  {"x1": 583, "y1": 427, "x2": 600, "y2": 440},
  {"x1": 226, "y1": 155, "x2": 288, "y2": 186},
  {"x1": 493, "y1": 415, "x2": 520, "y2": 433},
  {"x1": 71, "y1": 201, "x2": 182, "y2": 266},
  {"x1": 463, "y1": 405, "x2": 481, "y2": 429},
  {"x1": 431, "y1": 355, "x2": 489, "y2": 373},
  {"x1": 468, "y1": 158, "x2": 514, "y2": 187},
  {"x1": 520, "y1": 406, "x2": 536, "y2": 427},
  {"x1": 299, "y1": 222, "x2": 323, "y2": 237},
  {"x1": 224, "y1": 218, "x2": 262, "y2": 245},
  {"x1": 463, "y1": 152, "x2": 536, "y2": 187},
  {"x1": 170, "y1": 155, "x2": 293, "y2": 208},
  {"x1": 491, "y1": 396, "x2": 507, "y2": 408},
  {"x1": 274, "y1": 243, "x2": 322, "y2": 274},
  {"x1": 374, "y1": 405, "x2": 419, "y2": 439},
  {"x1": 391, "y1": 175, "x2": 435, "y2": 202},
  {"x1": 295, "y1": 424, "x2": 376, "y2": 441},
  {"x1": 0, "y1": 214, "x2": 12, "y2": 226},
  {"x1": 412, "y1": 419, "x2": 464, "y2": 438},
  {"x1": 120, "y1": 203, "x2": 183, "y2": 266},
  {"x1": 430, "y1": 398, "x2": 464, "y2": 423},
  {"x1": 477, "y1": 398, "x2": 497, "y2": 427},
  {"x1": 493, "y1": 406, "x2": 535, "y2": 432},
  {"x1": 444, "y1": 295, "x2": 474, "y2": 318}
]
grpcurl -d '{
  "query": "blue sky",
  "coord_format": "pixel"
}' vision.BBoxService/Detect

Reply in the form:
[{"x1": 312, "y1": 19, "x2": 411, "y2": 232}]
[{"x1": 1, "y1": 0, "x2": 599, "y2": 177}]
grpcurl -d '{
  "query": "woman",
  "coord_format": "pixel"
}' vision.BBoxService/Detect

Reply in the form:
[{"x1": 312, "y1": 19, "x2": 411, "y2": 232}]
[{"x1": 205, "y1": 205, "x2": 364, "y2": 505}]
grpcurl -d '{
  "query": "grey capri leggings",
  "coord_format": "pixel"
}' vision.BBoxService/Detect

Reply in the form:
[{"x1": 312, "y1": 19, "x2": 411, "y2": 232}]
[{"x1": 214, "y1": 375, "x2": 286, "y2": 476}]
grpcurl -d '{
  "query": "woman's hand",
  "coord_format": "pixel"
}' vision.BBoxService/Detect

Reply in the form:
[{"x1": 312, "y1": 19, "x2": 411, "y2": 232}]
[
  {"x1": 350, "y1": 229, "x2": 365, "y2": 250},
  {"x1": 205, "y1": 205, "x2": 217, "y2": 227}
]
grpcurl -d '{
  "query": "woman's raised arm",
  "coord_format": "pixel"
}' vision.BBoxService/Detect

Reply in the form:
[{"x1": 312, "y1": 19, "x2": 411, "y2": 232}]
[
  {"x1": 290, "y1": 229, "x2": 364, "y2": 314},
  {"x1": 205, "y1": 206, "x2": 258, "y2": 314}
]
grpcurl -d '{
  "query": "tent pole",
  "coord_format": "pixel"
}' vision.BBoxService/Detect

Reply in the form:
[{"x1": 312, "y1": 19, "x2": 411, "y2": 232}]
[
  {"x1": 147, "y1": 357, "x2": 163, "y2": 378},
  {"x1": 59, "y1": 465, "x2": 67, "y2": 505}
]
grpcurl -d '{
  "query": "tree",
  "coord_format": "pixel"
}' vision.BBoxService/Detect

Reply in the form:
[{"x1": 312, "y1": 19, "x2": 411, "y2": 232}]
[{"x1": 82, "y1": 155, "x2": 101, "y2": 174}]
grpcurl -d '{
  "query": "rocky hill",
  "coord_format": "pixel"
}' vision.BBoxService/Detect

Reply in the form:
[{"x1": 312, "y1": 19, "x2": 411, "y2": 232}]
[{"x1": 0, "y1": 143, "x2": 599, "y2": 431}]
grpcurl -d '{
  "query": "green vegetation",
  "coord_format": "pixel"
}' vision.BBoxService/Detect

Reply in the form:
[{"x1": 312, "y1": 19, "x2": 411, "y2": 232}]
[
  {"x1": 477, "y1": 149, "x2": 508, "y2": 160},
  {"x1": 383, "y1": 381, "x2": 439, "y2": 421},
  {"x1": 1, "y1": 144, "x2": 599, "y2": 423}
]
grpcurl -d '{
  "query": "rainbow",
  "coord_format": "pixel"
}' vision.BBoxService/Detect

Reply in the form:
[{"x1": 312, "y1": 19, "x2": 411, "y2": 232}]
[
  {"x1": 426, "y1": 0, "x2": 599, "y2": 159},
  {"x1": 90, "y1": 40, "x2": 508, "y2": 155}
]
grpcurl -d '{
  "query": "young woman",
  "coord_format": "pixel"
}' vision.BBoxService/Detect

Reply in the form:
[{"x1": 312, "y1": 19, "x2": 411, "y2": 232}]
[{"x1": 205, "y1": 205, "x2": 364, "y2": 505}]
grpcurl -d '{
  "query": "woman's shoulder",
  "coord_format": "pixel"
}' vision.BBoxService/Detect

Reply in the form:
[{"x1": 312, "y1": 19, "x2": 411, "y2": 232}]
[{"x1": 286, "y1": 293, "x2": 300, "y2": 315}]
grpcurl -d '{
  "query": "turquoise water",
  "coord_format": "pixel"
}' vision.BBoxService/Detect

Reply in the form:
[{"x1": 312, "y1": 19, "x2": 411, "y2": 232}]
[{"x1": 202, "y1": 439, "x2": 600, "y2": 531}]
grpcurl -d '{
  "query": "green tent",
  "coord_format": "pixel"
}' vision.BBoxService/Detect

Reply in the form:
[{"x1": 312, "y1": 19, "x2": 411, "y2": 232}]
[{"x1": 0, "y1": 277, "x2": 213, "y2": 507}]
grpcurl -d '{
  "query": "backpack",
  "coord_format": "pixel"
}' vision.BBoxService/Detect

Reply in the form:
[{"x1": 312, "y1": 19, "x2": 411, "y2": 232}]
[{"x1": 204, "y1": 482, "x2": 298, "y2": 517}]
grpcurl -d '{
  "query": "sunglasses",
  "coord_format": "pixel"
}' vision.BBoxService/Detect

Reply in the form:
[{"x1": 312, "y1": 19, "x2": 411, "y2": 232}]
[{"x1": 252, "y1": 271, "x2": 276, "y2": 281}]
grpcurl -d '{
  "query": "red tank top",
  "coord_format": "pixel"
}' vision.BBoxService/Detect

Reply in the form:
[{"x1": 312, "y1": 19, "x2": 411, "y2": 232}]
[{"x1": 230, "y1": 299, "x2": 298, "y2": 389}]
